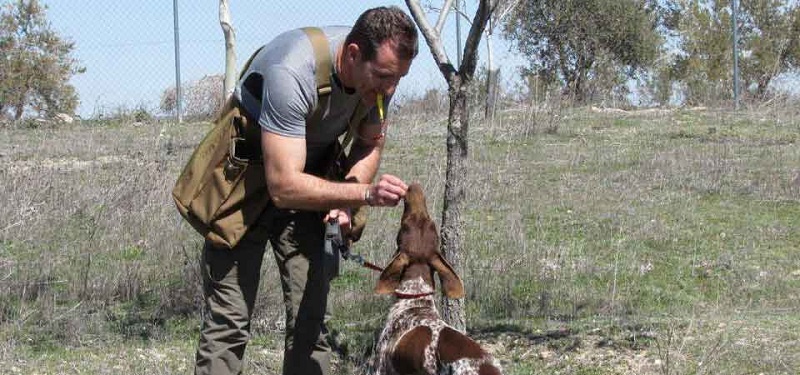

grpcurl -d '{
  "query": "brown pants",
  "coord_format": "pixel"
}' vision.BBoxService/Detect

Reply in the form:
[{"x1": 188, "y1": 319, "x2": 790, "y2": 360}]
[{"x1": 194, "y1": 207, "x2": 335, "y2": 375}]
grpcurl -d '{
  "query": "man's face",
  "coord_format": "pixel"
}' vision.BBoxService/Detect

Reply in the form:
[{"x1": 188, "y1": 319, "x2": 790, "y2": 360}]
[{"x1": 349, "y1": 39, "x2": 413, "y2": 106}]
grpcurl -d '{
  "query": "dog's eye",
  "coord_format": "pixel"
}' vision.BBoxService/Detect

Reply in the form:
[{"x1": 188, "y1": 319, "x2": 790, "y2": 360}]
[
  {"x1": 396, "y1": 225, "x2": 411, "y2": 244},
  {"x1": 398, "y1": 226, "x2": 411, "y2": 237}
]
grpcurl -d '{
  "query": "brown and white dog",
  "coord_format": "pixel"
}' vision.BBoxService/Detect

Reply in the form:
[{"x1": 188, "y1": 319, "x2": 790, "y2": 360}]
[{"x1": 372, "y1": 183, "x2": 502, "y2": 375}]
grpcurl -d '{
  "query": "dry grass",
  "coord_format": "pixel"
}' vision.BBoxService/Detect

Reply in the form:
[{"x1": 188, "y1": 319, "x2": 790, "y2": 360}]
[{"x1": 0, "y1": 103, "x2": 799, "y2": 374}]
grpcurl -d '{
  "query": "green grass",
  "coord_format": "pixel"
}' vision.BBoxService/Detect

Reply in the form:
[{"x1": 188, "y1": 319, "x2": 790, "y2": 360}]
[{"x1": 1, "y1": 105, "x2": 799, "y2": 373}]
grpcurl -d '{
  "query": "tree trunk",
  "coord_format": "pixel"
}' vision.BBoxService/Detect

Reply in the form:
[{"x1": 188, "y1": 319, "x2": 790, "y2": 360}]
[
  {"x1": 485, "y1": 67, "x2": 499, "y2": 120},
  {"x1": 757, "y1": 75, "x2": 771, "y2": 99},
  {"x1": 484, "y1": 18, "x2": 498, "y2": 121},
  {"x1": 406, "y1": 0, "x2": 494, "y2": 334},
  {"x1": 441, "y1": 73, "x2": 468, "y2": 332},
  {"x1": 14, "y1": 103, "x2": 24, "y2": 120},
  {"x1": 219, "y1": 0, "x2": 237, "y2": 99}
]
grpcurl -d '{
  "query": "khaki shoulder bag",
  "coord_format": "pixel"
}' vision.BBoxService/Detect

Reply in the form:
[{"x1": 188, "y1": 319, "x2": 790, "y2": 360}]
[{"x1": 172, "y1": 27, "x2": 369, "y2": 249}]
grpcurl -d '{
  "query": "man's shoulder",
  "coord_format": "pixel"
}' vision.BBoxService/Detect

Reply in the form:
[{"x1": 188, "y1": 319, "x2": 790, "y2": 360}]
[
  {"x1": 260, "y1": 28, "x2": 314, "y2": 66},
  {"x1": 236, "y1": 25, "x2": 354, "y2": 113},
  {"x1": 263, "y1": 26, "x2": 350, "y2": 61},
  {"x1": 252, "y1": 27, "x2": 345, "y2": 79},
  {"x1": 318, "y1": 26, "x2": 351, "y2": 42}
]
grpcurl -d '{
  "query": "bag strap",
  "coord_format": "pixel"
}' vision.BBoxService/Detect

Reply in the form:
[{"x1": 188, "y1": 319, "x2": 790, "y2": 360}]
[
  {"x1": 302, "y1": 27, "x2": 333, "y2": 130},
  {"x1": 239, "y1": 45, "x2": 265, "y2": 81},
  {"x1": 302, "y1": 27, "x2": 332, "y2": 97}
]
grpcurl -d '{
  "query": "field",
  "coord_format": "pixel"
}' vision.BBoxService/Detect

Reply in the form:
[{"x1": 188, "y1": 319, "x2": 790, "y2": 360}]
[{"x1": 1, "y1": 105, "x2": 799, "y2": 374}]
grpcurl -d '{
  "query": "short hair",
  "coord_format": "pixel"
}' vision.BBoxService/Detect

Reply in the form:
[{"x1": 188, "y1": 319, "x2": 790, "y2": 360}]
[{"x1": 345, "y1": 6, "x2": 418, "y2": 61}]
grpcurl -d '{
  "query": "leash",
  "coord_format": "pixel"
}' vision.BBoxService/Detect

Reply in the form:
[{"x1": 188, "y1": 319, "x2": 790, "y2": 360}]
[
  {"x1": 342, "y1": 250, "x2": 384, "y2": 272},
  {"x1": 325, "y1": 219, "x2": 384, "y2": 273}
]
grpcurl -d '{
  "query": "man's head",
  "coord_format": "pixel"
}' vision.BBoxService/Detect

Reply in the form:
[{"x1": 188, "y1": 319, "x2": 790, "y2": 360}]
[{"x1": 342, "y1": 6, "x2": 418, "y2": 105}]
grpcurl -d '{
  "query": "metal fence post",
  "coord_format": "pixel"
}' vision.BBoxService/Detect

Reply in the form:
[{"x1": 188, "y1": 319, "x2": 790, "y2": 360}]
[
  {"x1": 173, "y1": 0, "x2": 183, "y2": 123},
  {"x1": 732, "y1": 0, "x2": 740, "y2": 110},
  {"x1": 455, "y1": 0, "x2": 462, "y2": 68}
]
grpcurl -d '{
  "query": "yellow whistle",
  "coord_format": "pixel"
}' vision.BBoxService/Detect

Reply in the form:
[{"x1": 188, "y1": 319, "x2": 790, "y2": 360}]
[{"x1": 377, "y1": 93, "x2": 385, "y2": 122}]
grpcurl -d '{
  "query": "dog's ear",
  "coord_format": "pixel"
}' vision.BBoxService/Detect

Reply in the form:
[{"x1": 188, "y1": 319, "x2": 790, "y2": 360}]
[
  {"x1": 430, "y1": 253, "x2": 465, "y2": 298},
  {"x1": 375, "y1": 252, "x2": 410, "y2": 294}
]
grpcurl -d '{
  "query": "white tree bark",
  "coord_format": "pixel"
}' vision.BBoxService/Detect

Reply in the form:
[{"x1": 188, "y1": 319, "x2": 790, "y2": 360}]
[
  {"x1": 435, "y1": 0, "x2": 455, "y2": 34},
  {"x1": 219, "y1": 0, "x2": 237, "y2": 99}
]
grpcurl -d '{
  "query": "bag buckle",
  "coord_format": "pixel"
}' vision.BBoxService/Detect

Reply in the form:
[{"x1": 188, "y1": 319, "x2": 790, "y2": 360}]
[
  {"x1": 223, "y1": 141, "x2": 243, "y2": 180},
  {"x1": 229, "y1": 136, "x2": 249, "y2": 164},
  {"x1": 224, "y1": 115, "x2": 251, "y2": 178},
  {"x1": 228, "y1": 115, "x2": 262, "y2": 164}
]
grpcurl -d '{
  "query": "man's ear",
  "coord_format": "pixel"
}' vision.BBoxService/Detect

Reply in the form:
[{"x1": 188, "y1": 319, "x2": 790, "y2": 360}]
[
  {"x1": 375, "y1": 252, "x2": 409, "y2": 295},
  {"x1": 346, "y1": 42, "x2": 361, "y2": 63},
  {"x1": 430, "y1": 253, "x2": 465, "y2": 299}
]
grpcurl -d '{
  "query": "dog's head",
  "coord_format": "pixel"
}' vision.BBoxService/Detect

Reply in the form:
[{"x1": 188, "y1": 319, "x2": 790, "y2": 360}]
[{"x1": 375, "y1": 183, "x2": 465, "y2": 298}]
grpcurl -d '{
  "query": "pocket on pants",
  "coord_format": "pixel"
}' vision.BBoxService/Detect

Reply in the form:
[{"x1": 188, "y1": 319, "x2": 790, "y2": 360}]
[{"x1": 203, "y1": 245, "x2": 237, "y2": 284}]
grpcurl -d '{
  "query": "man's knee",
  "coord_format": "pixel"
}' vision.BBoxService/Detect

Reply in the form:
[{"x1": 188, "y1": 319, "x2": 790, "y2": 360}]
[{"x1": 195, "y1": 328, "x2": 250, "y2": 375}]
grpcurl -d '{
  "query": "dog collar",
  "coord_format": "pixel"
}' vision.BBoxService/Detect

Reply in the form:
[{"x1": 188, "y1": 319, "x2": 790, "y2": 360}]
[{"x1": 394, "y1": 291, "x2": 435, "y2": 299}]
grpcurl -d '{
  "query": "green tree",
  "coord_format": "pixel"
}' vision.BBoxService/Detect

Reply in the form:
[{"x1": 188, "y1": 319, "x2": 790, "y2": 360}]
[
  {"x1": 0, "y1": 0, "x2": 83, "y2": 120},
  {"x1": 739, "y1": 0, "x2": 800, "y2": 98},
  {"x1": 503, "y1": 0, "x2": 661, "y2": 103},
  {"x1": 672, "y1": 0, "x2": 799, "y2": 105},
  {"x1": 672, "y1": 0, "x2": 734, "y2": 105}
]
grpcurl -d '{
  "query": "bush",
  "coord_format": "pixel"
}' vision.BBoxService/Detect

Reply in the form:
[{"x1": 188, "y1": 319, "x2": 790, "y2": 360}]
[{"x1": 160, "y1": 74, "x2": 225, "y2": 120}]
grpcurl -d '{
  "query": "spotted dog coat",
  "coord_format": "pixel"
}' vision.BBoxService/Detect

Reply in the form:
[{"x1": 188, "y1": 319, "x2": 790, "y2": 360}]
[
  {"x1": 373, "y1": 278, "x2": 501, "y2": 375},
  {"x1": 372, "y1": 183, "x2": 503, "y2": 375},
  {"x1": 373, "y1": 278, "x2": 444, "y2": 375}
]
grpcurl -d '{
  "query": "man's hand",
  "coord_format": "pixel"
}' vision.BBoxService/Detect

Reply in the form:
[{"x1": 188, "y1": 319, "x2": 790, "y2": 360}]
[
  {"x1": 366, "y1": 174, "x2": 408, "y2": 207},
  {"x1": 324, "y1": 208, "x2": 352, "y2": 235}
]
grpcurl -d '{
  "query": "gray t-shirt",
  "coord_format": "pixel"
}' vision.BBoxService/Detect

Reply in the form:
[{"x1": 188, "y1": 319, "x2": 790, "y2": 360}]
[{"x1": 234, "y1": 26, "x2": 386, "y2": 170}]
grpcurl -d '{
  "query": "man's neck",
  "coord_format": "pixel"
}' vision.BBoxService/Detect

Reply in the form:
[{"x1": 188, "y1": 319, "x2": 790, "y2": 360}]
[{"x1": 334, "y1": 41, "x2": 355, "y2": 93}]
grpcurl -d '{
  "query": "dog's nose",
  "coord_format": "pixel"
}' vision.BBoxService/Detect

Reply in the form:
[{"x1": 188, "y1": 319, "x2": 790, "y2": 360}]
[
  {"x1": 402, "y1": 183, "x2": 428, "y2": 218},
  {"x1": 404, "y1": 183, "x2": 423, "y2": 204}
]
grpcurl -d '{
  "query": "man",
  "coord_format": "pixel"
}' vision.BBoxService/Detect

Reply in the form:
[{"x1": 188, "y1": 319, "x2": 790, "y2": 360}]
[{"x1": 194, "y1": 6, "x2": 419, "y2": 375}]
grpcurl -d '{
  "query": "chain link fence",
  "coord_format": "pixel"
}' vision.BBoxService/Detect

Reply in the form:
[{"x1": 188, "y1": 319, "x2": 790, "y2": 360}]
[
  {"x1": 43, "y1": 0, "x2": 509, "y2": 120},
  {"x1": 11, "y1": 1, "x2": 800, "y2": 121}
]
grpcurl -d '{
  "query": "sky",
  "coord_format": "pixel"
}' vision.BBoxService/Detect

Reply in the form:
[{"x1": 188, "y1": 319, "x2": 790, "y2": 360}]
[{"x1": 41, "y1": 0, "x2": 524, "y2": 118}]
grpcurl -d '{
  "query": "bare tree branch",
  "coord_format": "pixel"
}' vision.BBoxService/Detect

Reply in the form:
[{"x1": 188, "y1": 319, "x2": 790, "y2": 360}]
[
  {"x1": 434, "y1": 0, "x2": 455, "y2": 34},
  {"x1": 406, "y1": 0, "x2": 455, "y2": 76},
  {"x1": 494, "y1": 0, "x2": 521, "y2": 23},
  {"x1": 461, "y1": 0, "x2": 494, "y2": 76}
]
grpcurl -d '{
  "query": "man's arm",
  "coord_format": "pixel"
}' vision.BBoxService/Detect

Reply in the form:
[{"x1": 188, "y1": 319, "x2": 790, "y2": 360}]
[
  {"x1": 344, "y1": 118, "x2": 385, "y2": 184},
  {"x1": 262, "y1": 130, "x2": 369, "y2": 210},
  {"x1": 263, "y1": 118, "x2": 406, "y2": 211}
]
